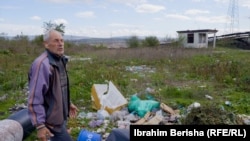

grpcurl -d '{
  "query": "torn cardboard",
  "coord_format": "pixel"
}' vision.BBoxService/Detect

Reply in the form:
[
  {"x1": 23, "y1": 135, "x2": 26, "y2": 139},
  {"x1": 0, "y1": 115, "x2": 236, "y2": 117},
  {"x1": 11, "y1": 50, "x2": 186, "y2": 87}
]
[{"x1": 91, "y1": 81, "x2": 128, "y2": 114}]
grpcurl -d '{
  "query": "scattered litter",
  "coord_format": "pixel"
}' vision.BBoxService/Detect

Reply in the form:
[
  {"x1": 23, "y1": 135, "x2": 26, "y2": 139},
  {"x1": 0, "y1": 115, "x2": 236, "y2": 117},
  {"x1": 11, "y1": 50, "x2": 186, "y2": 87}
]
[
  {"x1": 85, "y1": 112, "x2": 97, "y2": 119},
  {"x1": 160, "y1": 103, "x2": 175, "y2": 115},
  {"x1": 144, "y1": 114, "x2": 163, "y2": 125},
  {"x1": 88, "y1": 120, "x2": 104, "y2": 128},
  {"x1": 117, "y1": 120, "x2": 130, "y2": 129},
  {"x1": 77, "y1": 129, "x2": 101, "y2": 141},
  {"x1": 128, "y1": 95, "x2": 160, "y2": 117},
  {"x1": 125, "y1": 65, "x2": 156, "y2": 73},
  {"x1": 205, "y1": 95, "x2": 213, "y2": 100},
  {"x1": 225, "y1": 101, "x2": 232, "y2": 106},
  {"x1": 66, "y1": 56, "x2": 91, "y2": 62},
  {"x1": 91, "y1": 81, "x2": 128, "y2": 114},
  {"x1": 132, "y1": 112, "x2": 151, "y2": 125},
  {"x1": 9, "y1": 103, "x2": 27, "y2": 112},
  {"x1": 187, "y1": 102, "x2": 201, "y2": 113},
  {"x1": 109, "y1": 110, "x2": 129, "y2": 122},
  {"x1": 97, "y1": 109, "x2": 110, "y2": 120},
  {"x1": 77, "y1": 112, "x2": 86, "y2": 119}
]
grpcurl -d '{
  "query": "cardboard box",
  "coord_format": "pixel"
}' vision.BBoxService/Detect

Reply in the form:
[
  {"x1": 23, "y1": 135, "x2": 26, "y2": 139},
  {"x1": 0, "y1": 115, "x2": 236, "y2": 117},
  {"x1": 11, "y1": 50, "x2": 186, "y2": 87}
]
[{"x1": 91, "y1": 81, "x2": 128, "y2": 114}]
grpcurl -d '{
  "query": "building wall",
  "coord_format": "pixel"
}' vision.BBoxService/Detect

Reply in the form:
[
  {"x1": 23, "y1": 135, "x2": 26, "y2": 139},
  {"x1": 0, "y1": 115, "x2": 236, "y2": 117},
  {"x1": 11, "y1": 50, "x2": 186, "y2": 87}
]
[{"x1": 178, "y1": 32, "x2": 208, "y2": 48}]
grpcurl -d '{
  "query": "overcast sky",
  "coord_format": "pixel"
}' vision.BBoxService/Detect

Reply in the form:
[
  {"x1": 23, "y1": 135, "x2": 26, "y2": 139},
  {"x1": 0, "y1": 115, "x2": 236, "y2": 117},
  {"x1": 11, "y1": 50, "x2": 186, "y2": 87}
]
[{"x1": 0, "y1": 0, "x2": 250, "y2": 38}]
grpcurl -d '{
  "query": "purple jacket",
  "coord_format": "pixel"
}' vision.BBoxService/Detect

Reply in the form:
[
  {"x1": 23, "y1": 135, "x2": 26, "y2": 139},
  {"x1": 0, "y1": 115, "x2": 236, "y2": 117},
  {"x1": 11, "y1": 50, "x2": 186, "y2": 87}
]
[{"x1": 27, "y1": 50, "x2": 70, "y2": 130}]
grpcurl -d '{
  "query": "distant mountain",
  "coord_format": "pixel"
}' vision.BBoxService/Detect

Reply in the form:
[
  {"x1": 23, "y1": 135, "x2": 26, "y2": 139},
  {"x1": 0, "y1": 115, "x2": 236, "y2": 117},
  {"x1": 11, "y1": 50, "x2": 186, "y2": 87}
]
[
  {"x1": 3, "y1": 34, "x2": 130, "y2": 41},
  {"x1": 67, "y1": 36, "x2": 130, "y2": 48},
  {"x1": 64, "y1": 35, "x2": 92, "y2": 40},
  {"x1": 3, "y1": 34, "x2": 157, "y2": 41},
  {"x1": 2, "y1": 34, "x2": 166, "y2": 48},
  {"x1": 64, "y1": 35, "x2": 140, "y2": 41}
]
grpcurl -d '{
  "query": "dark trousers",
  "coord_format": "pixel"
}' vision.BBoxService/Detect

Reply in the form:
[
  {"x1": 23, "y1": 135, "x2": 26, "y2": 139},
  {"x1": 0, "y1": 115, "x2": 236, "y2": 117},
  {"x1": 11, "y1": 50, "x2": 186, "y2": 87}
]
[{"x1": 49, "y1": 124, "x2": 73, "y2": 141}]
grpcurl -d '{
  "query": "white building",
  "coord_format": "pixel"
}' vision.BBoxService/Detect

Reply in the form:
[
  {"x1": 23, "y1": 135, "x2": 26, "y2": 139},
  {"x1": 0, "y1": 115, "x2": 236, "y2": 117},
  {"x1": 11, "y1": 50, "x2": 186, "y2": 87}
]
[{"x1": 177, "y1": 29, "x2": 218, "y2": 48}]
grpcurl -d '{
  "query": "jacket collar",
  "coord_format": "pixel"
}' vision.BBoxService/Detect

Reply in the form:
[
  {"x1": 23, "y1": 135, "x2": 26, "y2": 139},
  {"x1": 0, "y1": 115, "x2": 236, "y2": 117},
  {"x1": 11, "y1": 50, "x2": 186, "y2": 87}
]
[{"x1": 46, "y1": 49, "x2": 68, "y2": 66}]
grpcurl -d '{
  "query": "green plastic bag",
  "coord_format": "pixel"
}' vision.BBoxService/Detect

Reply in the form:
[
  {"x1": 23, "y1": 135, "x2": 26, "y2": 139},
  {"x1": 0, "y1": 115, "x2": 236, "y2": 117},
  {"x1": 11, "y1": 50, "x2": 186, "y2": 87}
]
[{"x1": 128, "y1": 95, "x2": 160, "y2": 117}]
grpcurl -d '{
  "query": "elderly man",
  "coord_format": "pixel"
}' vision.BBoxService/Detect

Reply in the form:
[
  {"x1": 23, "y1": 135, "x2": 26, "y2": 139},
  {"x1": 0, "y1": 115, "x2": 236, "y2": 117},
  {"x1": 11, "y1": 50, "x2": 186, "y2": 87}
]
[{"x1": 27, "y1": 29, "x2": 78, "y2": 141}]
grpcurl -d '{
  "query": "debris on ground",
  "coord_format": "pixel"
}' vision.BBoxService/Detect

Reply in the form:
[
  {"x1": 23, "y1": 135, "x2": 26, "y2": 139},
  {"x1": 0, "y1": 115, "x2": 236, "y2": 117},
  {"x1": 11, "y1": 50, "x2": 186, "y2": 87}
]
[{"x1": 5, "y1": 82, "x2": 250, "y2": 141}]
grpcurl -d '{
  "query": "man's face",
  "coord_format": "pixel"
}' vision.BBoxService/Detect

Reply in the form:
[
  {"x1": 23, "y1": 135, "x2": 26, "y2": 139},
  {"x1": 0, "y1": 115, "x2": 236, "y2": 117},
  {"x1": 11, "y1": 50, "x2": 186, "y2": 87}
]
[{"x1": 44, "y1": 31, "x2": 64, "y2": 56}]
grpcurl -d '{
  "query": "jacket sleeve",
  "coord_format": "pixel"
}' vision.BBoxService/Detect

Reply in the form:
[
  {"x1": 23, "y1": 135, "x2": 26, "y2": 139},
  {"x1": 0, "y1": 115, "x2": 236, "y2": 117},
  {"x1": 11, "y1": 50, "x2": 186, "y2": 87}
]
[{"x1": 27, "y1": 58, "x2": 50, "y2": 126}]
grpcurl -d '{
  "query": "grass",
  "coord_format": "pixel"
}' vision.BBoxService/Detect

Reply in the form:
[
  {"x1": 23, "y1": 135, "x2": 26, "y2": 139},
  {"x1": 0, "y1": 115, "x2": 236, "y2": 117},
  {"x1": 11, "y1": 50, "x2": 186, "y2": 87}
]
[{"x1": 0, "y1": 38, "x2": 250, "y2": 140}]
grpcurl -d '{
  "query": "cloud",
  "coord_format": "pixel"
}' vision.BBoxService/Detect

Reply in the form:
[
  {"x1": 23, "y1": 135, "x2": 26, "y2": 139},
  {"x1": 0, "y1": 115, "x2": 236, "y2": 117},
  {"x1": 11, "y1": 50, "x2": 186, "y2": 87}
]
[
  {"x1": 0, "y1": 6, "x2": 20, "y2": 10},
  {"x1": 214, "y1": 0, "x2": 228, "y2": 3},
  {"x1": 109, "y1": 23, "x2": 139, "y2": 28},
  {"x1": 165, "y1": 14, "x2": 191, "y2": 20},
  {"x1": 107, "y1": 0, "x2": 147, "y2": 6},
  {"x1": 185, "y1": 9, "x2": 210, "y2": 15},
  {"x1": 195, "y1": 15, "x2": 227, "y2": 23},
  {"x1": 41, "y1": 0, "x2": 93, "y2": 3},
  {"x1": 75, "y1": 11, "x2": 95, "y2": 18},
  {"x1": 191, "y1": 0, "x2": 205, "y2": 2},
  {"x1": 242, "y1": 1, "x2": 250, "y2": 8},
  {"x1": 135, "y1": 4, "x2": 165, "y2": 13},
  {"x1": 53, "y1": 19, "x2": 68, "y2": 25},
  {"x1": 0, "y1": 23, "x2": 42, "y2": 36},
  {"x1": 30, "y1": 16, "x2": 42, "y2": 21}
]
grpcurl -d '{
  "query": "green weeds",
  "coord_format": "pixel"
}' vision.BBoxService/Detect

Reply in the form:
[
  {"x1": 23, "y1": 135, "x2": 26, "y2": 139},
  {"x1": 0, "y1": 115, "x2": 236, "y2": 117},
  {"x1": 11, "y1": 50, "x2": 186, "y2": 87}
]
[{"x1": 0, "y1": 38, "x2": 250, "y2": 140}]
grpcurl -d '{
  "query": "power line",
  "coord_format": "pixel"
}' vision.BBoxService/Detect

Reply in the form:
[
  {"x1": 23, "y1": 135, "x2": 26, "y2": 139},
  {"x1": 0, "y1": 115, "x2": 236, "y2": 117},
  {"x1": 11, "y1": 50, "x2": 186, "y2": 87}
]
[{"x1": 226, "y1": 0, "x2": 239, "y2": 34}]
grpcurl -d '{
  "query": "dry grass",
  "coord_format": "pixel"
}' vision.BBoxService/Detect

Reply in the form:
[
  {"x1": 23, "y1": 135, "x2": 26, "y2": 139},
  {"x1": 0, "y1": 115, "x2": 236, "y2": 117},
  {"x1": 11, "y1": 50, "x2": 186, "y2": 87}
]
[{"x1": 1, "y1": 38, "x2": 250, "y2": 140}]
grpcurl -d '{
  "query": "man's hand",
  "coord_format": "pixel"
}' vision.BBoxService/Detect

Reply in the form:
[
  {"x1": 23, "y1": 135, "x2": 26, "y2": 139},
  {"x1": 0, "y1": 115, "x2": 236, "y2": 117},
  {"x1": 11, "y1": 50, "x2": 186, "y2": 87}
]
[
  {"x1": 69, "y1": 103, "x2": 79, "y2": 118},
  {"x1": 37, "y1": 126, "x2": 54, "y2": 141}
]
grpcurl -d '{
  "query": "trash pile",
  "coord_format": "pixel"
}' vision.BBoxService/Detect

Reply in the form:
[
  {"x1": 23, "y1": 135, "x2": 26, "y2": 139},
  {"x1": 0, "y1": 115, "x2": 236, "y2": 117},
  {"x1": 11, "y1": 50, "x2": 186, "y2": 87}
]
[
  {"x1": 4, "y1": 80, "x2": 250, "y2": 141},
  {"x1": 75, "y1": 81, "x2": 250, "y2": 141},
  {"x1": 76, "y1": 81, "x2": 181, "y2": 141}
]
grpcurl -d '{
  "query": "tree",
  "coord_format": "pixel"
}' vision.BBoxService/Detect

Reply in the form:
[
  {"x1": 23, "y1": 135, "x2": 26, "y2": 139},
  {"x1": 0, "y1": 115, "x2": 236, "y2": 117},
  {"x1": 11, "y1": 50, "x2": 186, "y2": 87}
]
[
  {"x1": 32, "y1": 35, "x2": 43, "y2": 46},
  {"x1": 126, "y1": 35, "x2": 140, "y2": 48},
  {"x1": 142, "y1": 36, "x2": 159, "y2": 47},
  {"x1": 43, "y1": 21, "x2": 65, "y2": 35}
]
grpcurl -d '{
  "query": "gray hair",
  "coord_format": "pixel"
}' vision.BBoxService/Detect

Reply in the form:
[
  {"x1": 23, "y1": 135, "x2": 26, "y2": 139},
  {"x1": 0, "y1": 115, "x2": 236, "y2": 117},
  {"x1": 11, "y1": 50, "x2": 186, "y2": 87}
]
[{"x1": 43, "y1": 29, "x2": 63, "y2": 41}]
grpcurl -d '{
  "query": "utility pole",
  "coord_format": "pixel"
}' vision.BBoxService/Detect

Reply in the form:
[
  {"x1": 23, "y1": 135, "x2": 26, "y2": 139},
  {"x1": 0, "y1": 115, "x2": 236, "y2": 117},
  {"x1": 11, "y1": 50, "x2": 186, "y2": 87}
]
[{"x1": 226, "y1": 0, "x2": 239, "y2": 33}]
